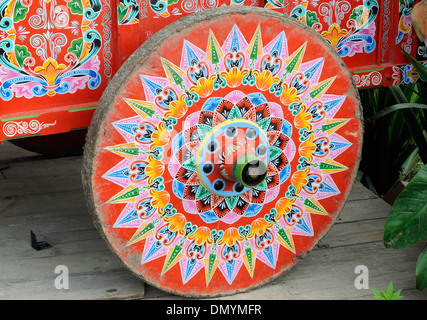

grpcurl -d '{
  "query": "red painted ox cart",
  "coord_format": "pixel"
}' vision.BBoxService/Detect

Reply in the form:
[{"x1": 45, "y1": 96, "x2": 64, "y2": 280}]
[{"x1": 1, "y1": 0, "x2": 425, "y2": 296}]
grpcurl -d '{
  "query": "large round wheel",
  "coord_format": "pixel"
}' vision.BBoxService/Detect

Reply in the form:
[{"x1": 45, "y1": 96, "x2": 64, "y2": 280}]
[{"x1": 82, "y1": 6, "x2": 362, "y2": 297}]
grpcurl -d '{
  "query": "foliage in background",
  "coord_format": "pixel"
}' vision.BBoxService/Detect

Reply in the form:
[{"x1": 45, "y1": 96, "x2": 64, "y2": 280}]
[
  {"x1": 384, "y1": 163, "x2": 427, "y2": 290},
  {"x1": 358, "y1": 50, "x2": 427, "y2": 197},
  {"x1": 360, "y1": 49, "x2": 427, "y2": 291}
]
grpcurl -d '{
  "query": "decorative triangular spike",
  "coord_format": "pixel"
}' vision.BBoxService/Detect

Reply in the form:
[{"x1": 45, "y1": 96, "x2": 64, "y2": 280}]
[
  {"x1": 204, "y1": 253, "x2": 220, "y2": 286},
  {"x1": 265, "y1": 31, "x2": 287, "y2": 60},
  {"x1": 291, "y1": 214, "x2": 314, "y2": 236},
  {"x1": 301, "y1": 58, "x2": 324, "y2": 83},
  {"x1": 126, "y1": 222, "x2": 155, "y2": 246},
  {"x1": 228, "y1": 105, "x2": 242, "y2": 120},
  {"x1": 105, "y1": 142, "x2": 139, "y2": 160},
  {"x1": 218, "y1": 258, "x2": 243, "y2": 285},
  {"x1": 197, "y1": 124, "x2": 212, "y2": 141},
  {"x1": 195, "y1": 184, "x2": 211, "y2": 200},
  {"x1": 276, "y1": 227, "x2": 295, "y2": 253},
  {"x1": 242, "y1": 247, "x2": 256, "y2": 278},
  {"x1": 161, "y1": 245, "x2": 183, "y2": 275},
  {"x1": 321, "y1": 119, "x2": 350, "y2": 135},
  {"x1": 161, "y1": 57, "x2": 185, "y2": 87},
  {"x1": 114, "y1": 208, "x2": 140, "y2": 227},
  {"x1": 246, "y1": 25, "x2": 263, "y2": 61},
  {"x1": 123, "y1": 98, "x2": 155, "y2": 119},
  {"x1": 284, "y1": 42, "x2": 306, "y2": 75},
  {"x1": 140, "y1": 76, "x2": 166, "y2": 101},
  {"x1": 319, "y1": 158, "x2": 349, "y2": 174},
  {"x1": 304, "y1": 197, "x2": 328, "y2": 215},
  {"x1": 256, "y1": 242, "x2": 280, "y2": 269},
  {"x1": 309, "y1": 76, "x2": 336, "y2": 99},
  {"x1": 107, "y1": 185, "x2": 140, "y2": 203},
  {"x1": 180, "y1": 258, "x2": 204, "y2": 284},
  {"x1": 182, "y1": 41, "x2": 200, "y2": 68},
  {"x1": 229, "y1": 25, "x2": 242, "y2": 52},
  {"x1": 140, "y1": 236, "x2": 169, "y2": 264},
  {"x1": 206, "y1": 30, "x2": 223, "y2": 65},
  {"x1": 225, "y1": 195, "x2": 239, "y2": 210}
]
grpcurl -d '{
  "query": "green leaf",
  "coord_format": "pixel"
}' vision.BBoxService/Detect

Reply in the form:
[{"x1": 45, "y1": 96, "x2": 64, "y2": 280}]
[
  {"x1": 388, "y1": 86, "x2": 427, "y2": 164},
  {"x1": 384, "y1": 164, "x2": 427, "y2": 248},
  {"x1": 13, "y1": 0, "x2": 29, "y2": 22},
  {"x1": 371, "y1": 288, "x2": 385, "y2": 300},
  {"x1": 68, "y1": 38, "x2": 84, "y2": 59},
  {"x1": 305, "y1": 11, "x2": 319, "y2": 28},
  {"x1": 383, "y1": 281, "x2": 394, "y2": 299},
  {"x1": 371, "y1": 282, "x2": 403, "y2": 300},
  {"x1": 416, "y1": 245, "x2": 427, "y2": 290},
  {"x1": 14, "y1": 45, "x2": 31, "y2": 67},
  {"x1": 369, "y1": 103, "x2": 427, "y2": 123},
  {"x1": 117, "y1": 3, "x2": 128, "y2": 22},
  {"x1": 67, "y1": 0, "x2": 84, "y2": 15},
  {"x1": 391, "y1": 289, "x2": 403, "y2": 300}
]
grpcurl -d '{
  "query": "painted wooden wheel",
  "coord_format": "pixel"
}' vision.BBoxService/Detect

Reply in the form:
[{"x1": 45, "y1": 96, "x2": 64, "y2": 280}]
[{"x1": 82, "y1": 6, "x2": 362, "y2": 297}]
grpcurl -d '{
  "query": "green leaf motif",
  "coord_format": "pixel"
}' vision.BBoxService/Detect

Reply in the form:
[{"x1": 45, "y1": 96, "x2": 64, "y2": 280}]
[
  {"x1": 350, "y1": 6, "x2": 363, "y2": 24},
  {"x1": 67, "y1": 0, "x2": 84, "y2": 15},
  {"x1": 118, "y1": 3, "x2": 128, "y2": 22},
  {"x1": 384, "y1": 164, "x2": 427, "y2": 248},
  {"x1": 14, "y1": 45, "x2": 31, "y2": 67},
  {"x1": 13, "y1": 0, "x2": 29, "y2": 22},
  {"x1": 305, "y1": 11, "x2": 319, "y2": 28},
  {"x1": 68, "y1": 38, "x2": 84, "y2": 59}
]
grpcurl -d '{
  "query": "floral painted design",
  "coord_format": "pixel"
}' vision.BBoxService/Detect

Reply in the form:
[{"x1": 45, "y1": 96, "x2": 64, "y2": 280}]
[
  {"x1": 0, "y1": 0, "x2": 102, "y2": 100},
  {"x1": 265, "y1": 0, "x2": 379, "y2": 58},
  {"x1": 95, "y1": 15, "x2": 361, "y2": 295}
]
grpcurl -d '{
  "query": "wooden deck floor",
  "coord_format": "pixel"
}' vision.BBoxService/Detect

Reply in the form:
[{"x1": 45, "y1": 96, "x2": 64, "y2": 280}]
[{"x1": 1, "y1": 141, "x2": 426, "y2": 300}]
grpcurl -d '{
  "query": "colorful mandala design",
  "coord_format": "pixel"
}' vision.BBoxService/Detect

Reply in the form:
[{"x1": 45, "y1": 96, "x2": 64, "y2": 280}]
[{"x1": 92, "y1": 13, "x2": 361, "y2": 296}]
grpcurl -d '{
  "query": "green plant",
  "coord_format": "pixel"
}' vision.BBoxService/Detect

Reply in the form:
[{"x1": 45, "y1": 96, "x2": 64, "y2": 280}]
[
  {"x1": 358, "y1": 48, "x2": 427, "y2": 197},
  {"x1": 371, "y1": 282, "x2": 403, "y2": 300},
  {"x1": 384, "y1": 163, "x2": 427, "y2": 290}
]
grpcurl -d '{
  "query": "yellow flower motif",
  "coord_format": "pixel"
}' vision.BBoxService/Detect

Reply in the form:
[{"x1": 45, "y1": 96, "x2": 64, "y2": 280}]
[
  {"x1": 299, "y1": 134, "x2": 316, "y2": 162},
  {"x1": 164, "y1": 94, "x2": 188, "y2": 119},
  {"x1": 145, "y1": 154, "x2": 165, "y2": 184},
  {"x1": 163, "y1": 213, "x2": 186, "y2": 236},
  {"x1": 149, "y1": 189, "x2": 170, "y2": 211},
  {"x1": 275, "y1": 197, "x2": 297, "y2": 221},
  {"x1": 249, "y1": 218, "x2": 274, "y2": 238},
  {"x1": 321, "y1": 23, "x2": 348, "y2": 48},
  {"x1": 253, "y1": 69, "x2": 279, "y2": 91},
  {"x1": 218, "y1": 227, "x2": 244, "y2": 246},
  {"x1": 220, "y1": 67, "x2": 248, "y2": 88},
  {"x1": 291, "y1": 167, "x2": 310, "y2": 194},
  {"x1": 280, "y1": 82, "x2": 301, "y2": 105},
  {"x1": 150, "y1": 122, "x2": 170, "y2": 151},
  {"x1": 34, "y1": 57, "x2": 66, "y2": 95},
  {"x1": 294, "y1": 104, "x2": 313, "y2": 131},
  {"x1": 189, "y1": 74, "x2": 215, "y2": 98},
  {"x1": 187, "y1": 226, "x2": 213, "y2": 246}
]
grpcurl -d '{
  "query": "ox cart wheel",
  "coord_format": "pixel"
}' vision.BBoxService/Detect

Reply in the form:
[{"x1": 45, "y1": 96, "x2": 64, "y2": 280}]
[{"x1": 82, "y1": 6, "x2": 362, "y2": 297}]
